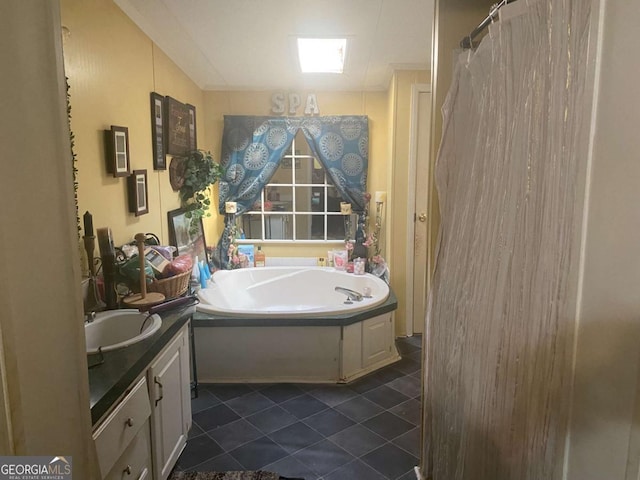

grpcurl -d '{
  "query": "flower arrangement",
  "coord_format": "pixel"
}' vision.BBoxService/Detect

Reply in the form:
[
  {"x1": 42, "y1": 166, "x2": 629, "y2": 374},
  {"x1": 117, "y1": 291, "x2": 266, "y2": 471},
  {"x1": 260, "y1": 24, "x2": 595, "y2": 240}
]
[
  {"x1": 343, "y1": 192, "x2": 389, "y2": 282},
  {"x1": 226, "y1": 221, "x2": 247, "y2": 269}
]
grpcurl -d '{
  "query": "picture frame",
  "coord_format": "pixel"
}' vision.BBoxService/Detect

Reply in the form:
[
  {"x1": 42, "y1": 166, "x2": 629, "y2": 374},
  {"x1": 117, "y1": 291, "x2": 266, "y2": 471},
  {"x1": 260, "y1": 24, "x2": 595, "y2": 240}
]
[
  {"x1": 164, "y1": 96, "x2": 190, "y2": 157},
  {"x1": 150, "y1": 92, "x2": 166, "y2": 170},
  {"x1": 127, "y1": 169, "x2": 149, "y2": 216},
  {"x1": 105, "y1": 125, "x2": 130, "y2": 177},
  {"x1": 186, "y1": 103, "x2": 197, "y2": 152},
  {"x1": 167, "y1": 207, "x2": 208, "y2": 264}
]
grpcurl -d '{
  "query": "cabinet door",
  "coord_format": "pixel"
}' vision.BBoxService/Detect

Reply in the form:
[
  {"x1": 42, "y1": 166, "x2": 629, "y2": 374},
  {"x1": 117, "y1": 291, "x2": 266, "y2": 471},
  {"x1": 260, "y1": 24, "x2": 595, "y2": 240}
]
[
  {"x1": 148, "y1": 324, "x2": 191, "y2": 480},
  {"x1": 362, "y1": 314, "x2": 393, "y2": 368}
]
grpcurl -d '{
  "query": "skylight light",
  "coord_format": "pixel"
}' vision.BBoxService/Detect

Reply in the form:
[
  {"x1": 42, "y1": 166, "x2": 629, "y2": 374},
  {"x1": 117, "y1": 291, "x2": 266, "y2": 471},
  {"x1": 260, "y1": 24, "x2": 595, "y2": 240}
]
[{"x1": 297, "y1": 38, "x2": 346, "y2": 74}]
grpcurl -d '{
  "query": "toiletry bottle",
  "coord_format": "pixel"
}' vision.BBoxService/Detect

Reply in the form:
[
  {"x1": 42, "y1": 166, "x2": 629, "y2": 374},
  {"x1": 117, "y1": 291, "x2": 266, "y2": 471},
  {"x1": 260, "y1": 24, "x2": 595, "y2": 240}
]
[{"x1": 255, "y1": 246, "x2": 266, "y2": 267}]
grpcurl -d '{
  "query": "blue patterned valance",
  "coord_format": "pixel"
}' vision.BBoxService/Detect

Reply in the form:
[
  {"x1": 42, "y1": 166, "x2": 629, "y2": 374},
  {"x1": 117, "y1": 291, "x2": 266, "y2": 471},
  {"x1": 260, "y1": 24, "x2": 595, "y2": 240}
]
[{"x1": 214, "y1": 115, "x2": 369, "y2": 268}]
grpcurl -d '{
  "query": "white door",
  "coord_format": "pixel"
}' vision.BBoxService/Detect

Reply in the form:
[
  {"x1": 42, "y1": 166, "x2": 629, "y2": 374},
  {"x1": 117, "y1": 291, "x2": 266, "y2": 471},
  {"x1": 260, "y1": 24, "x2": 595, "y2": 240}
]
[{"x1": 406, "y1": 84, "x2": 432, "y2": 336}]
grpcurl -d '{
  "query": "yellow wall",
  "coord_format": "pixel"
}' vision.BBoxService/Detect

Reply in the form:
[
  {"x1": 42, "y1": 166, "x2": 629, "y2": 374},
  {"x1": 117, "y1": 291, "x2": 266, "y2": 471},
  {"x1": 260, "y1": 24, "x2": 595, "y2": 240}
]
[{"x1": 61, "y1": 0, "x2": 209, "y2": 253}]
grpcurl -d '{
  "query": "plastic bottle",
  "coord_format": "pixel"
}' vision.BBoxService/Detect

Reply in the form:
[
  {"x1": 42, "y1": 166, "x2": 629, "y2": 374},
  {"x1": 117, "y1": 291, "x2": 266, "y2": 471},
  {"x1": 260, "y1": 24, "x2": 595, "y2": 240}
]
[{"x1": 255, "y1": 246, "x2": 266, "y2": 267}]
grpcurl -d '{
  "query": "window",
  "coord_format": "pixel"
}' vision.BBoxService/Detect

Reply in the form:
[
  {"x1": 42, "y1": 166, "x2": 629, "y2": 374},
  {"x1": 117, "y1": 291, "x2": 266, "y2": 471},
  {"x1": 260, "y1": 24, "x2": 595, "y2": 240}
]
[{"x1": 238, "y1": 131, "x2": 353, "y2": 242}]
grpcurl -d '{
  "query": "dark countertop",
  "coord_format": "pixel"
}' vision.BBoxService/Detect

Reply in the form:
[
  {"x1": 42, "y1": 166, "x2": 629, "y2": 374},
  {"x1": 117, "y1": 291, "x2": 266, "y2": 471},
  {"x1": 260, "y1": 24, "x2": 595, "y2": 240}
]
[
  {"x1": 192, "y1": 288, "x2": 397, "y2": 327},
  {"x1": 88, "y1": 304, "x2": 195, "y2": 427}
]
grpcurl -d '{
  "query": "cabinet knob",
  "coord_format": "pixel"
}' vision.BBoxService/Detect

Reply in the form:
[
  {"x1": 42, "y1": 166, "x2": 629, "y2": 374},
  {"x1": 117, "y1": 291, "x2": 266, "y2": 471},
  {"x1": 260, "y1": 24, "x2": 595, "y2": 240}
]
[
  {"x1": 125, "y1": 417, "x2": 134, "y2": 427},
  {"x1": 124, "y1": 465, "x2": 132, "y2": 475}
]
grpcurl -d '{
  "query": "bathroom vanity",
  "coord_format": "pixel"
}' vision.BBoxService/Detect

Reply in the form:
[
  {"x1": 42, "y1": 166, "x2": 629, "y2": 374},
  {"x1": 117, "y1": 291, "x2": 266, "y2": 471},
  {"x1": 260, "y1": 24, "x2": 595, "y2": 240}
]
[{"x1": 88, "y1": 306, "x2": 194, "y2": 480}]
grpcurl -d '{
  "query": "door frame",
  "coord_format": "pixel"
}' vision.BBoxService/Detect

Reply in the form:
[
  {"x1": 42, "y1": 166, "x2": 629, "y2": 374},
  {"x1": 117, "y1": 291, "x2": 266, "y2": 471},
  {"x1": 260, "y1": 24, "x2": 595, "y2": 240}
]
[{"x1": 405, "y1": 83, "x2": 432, "y2": 337}]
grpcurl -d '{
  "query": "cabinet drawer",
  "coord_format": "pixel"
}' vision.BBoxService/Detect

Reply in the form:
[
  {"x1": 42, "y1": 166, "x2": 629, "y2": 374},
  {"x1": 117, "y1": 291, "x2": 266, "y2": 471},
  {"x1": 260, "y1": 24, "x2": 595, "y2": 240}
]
[
  {"x1": 94, "y1": 377, "x2": 151, "y2": 478},
  {"x1": 104, "y1": 421, "x2": 151, "y2": 480}
]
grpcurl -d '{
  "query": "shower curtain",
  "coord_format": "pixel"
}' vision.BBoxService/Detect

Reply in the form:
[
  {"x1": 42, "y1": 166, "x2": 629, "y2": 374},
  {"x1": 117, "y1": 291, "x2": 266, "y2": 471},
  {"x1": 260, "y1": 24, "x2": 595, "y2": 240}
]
[{"x1": 424, "y1": 1, "x2": 592, "y2": 479}]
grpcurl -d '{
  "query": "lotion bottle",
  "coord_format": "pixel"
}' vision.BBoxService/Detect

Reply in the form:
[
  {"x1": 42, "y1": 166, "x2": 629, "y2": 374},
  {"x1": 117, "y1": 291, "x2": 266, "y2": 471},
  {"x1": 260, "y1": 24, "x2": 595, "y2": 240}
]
[{"x1": 255, "y1": 246, "x2": 266, "y2": 267}]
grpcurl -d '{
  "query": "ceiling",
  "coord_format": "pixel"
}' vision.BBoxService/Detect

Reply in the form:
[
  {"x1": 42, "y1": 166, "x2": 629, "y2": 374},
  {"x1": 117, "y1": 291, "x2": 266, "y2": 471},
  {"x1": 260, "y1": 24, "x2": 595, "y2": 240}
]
[{"x1": 114, "y1": 0, "x2": 434, "y2": 92}]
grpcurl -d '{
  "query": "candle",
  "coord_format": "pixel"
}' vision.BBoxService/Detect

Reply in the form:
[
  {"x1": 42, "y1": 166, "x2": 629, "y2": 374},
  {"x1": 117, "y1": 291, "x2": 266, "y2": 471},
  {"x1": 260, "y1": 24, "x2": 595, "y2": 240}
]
[
  {"x1": 374, "y1": 191, "x2": 387, "y2": 203},
  {"x1": 225, "y1": 201, "x2": 237, "y2": 214},
  {"x1": 340, "y1": 202, "x2": 352, "y2": 215},
  {"x1": 83, "y1": 211, "x2": 94, "y2": 237}
]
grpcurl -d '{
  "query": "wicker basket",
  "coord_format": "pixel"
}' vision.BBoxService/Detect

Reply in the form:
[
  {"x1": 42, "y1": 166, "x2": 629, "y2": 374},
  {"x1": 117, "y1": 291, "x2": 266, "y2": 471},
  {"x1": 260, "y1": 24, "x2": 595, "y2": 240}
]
[{"x1": 147, "y1": 270, "x2": 191, "y2": 299}]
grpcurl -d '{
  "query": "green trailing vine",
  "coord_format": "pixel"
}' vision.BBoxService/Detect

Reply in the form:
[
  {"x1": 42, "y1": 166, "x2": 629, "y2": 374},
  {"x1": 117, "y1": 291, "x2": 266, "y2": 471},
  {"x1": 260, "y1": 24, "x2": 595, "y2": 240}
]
[
  {"x1": 179, "y1": 150, "x2": 223, "y2": 234},
  {"x1": 66, "y1": 77, "x2": 80, "y2": 237}
]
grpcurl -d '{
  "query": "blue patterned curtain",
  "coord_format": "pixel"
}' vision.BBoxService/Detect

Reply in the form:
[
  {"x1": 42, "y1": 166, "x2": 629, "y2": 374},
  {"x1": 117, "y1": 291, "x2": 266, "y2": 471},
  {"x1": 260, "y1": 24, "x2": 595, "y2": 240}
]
[{"x1": 215, "y1": 115, "x2": 369, "y2": 268}]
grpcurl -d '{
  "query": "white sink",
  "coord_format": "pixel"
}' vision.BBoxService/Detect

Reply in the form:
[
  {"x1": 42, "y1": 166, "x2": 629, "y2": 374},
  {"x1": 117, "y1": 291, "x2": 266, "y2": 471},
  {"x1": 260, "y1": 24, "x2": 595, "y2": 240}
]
[{"x1": 85, "y1": 309, "x2": 162, "y2": 354}]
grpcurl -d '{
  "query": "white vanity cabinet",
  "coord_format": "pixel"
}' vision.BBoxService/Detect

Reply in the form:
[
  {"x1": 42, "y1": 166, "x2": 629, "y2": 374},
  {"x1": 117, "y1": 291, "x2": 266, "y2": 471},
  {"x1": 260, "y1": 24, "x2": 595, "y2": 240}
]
[
  {"x1": 92, "y1": 322, "x2": 192, "y2": 480},
  {"x1": 147, "y1": 323, "x2": 192, "y2": 480}
]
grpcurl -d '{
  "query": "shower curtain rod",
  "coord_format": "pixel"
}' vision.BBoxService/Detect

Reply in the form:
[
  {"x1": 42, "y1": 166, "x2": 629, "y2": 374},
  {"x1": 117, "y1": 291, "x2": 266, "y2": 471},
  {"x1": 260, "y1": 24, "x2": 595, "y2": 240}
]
[{"x1": 460, "y1": 0, "x2": 515, "y2": 49}]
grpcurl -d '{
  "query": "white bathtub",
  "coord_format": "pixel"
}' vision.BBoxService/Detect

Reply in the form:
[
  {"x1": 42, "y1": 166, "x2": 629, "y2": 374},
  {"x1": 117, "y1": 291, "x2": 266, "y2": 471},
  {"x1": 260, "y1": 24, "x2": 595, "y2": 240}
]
[
  {"x1": 193, "y1": 267, "x2": 400, "y2": 383},
  {"x1": 197, "y1": 266, "x2": 390, "y2": 317}
]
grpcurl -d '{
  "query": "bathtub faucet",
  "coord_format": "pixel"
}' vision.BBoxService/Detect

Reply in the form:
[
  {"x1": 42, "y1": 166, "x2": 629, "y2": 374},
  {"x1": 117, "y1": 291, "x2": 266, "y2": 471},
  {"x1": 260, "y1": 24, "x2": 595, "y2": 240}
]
[{"x1": 335, "y1": 286, "x2": 364, "y2": 303}]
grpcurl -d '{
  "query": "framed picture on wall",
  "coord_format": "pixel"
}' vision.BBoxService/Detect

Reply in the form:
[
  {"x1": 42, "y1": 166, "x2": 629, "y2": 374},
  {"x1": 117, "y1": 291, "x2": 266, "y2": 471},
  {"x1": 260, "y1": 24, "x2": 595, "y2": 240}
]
[
  {"x1": 105, "y1": 125, "x2": 130, "y2": 177},
  {"x1": 167, "y1": 207, "x2": 208, "y2": 263},
  {"x1": 127, "y1": 169, "x2": 149, "y2": 216},
  {"x1": 186, "y1": 103, "x2": 197, "y2": 152},
  {"x1": 164, "y1": 96, "x2": 190, "y2": 156},
  {"x1": 150, "y1": 92, "x2": 166, "y2": 170}
]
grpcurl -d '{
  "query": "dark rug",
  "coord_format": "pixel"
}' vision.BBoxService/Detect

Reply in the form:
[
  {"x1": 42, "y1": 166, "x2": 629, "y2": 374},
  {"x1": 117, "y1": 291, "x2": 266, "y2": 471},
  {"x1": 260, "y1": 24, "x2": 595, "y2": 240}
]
[{"x1": 168, "y1": 472, "x2": 303, "y2": 480}]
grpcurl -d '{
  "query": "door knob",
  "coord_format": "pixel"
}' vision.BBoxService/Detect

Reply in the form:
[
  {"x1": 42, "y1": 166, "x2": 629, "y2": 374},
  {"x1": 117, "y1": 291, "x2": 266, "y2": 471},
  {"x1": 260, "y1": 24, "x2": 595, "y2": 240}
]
[{"x1": 418, "y1": 213, "x2": 427, "y2": 222}]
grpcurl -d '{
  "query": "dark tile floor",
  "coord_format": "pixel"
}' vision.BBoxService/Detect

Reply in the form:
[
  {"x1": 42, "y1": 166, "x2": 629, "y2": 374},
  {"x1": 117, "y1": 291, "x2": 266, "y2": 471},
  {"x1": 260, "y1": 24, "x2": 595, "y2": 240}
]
[{"x1": 175, "y1": 335, "x2": 423, "y2": 480}]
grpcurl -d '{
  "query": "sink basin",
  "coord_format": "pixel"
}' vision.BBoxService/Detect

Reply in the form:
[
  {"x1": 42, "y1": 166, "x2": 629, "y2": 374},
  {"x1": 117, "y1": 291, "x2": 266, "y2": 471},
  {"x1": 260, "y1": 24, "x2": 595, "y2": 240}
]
[{"x1": 85, "y1": 309, "x2": 162, "y2": 354}]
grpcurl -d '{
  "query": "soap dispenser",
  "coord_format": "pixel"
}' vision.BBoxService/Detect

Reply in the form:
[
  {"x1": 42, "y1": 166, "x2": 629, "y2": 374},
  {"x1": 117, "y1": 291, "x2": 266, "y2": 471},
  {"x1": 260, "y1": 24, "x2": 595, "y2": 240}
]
[{"x1": 255, "y1": 247, "x2": 266, "y2": 267}]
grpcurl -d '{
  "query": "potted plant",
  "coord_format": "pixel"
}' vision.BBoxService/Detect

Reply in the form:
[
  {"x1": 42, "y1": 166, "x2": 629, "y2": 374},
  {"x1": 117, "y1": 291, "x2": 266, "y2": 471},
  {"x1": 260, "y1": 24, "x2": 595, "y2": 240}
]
[{"x1": 178, "y1": 150, "x2": 223, "y2": 234}]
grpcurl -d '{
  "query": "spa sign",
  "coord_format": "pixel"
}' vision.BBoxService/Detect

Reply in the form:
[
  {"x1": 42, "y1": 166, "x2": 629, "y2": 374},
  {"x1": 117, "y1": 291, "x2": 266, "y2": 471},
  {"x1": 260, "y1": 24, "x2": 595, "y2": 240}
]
[{"x1": 271, "y1": 93, "x2": 320, "y2": 115}]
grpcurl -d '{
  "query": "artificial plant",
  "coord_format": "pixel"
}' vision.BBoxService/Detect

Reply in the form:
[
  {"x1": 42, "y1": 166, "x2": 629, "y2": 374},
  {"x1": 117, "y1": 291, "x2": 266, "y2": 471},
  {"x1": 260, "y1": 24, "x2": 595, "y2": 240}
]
[{"x1": 178, "y1": 150, "x2": 223, "y2": 234}]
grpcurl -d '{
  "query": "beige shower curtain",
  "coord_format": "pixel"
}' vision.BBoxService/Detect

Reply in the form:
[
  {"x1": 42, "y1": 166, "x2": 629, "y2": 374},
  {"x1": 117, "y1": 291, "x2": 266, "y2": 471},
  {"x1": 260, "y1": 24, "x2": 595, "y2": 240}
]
[{"x1": 423, "y1": 1, "x2": 593, "y2": 478}]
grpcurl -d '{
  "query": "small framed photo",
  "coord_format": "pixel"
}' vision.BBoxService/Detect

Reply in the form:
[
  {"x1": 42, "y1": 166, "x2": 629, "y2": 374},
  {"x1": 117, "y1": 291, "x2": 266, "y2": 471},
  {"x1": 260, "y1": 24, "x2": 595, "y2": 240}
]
[
  {"x1": 168, "y1": 206, "x2": 208, "y2": 263},
  {"x1": 164, "y1": 96, "x2": 190, "y2": 157},
  {"x1": 127, "y1": 169, "x2": 149, "y2": 216},
  {"x1": 105, "y1": 125, "x2": 130, "y2": 177},
  {"x1": 150, "y1": 92, "x2": 166, "y2": 170},
  {"x1": 186, "y1": 103, "x2": 197, "y2": 153}
]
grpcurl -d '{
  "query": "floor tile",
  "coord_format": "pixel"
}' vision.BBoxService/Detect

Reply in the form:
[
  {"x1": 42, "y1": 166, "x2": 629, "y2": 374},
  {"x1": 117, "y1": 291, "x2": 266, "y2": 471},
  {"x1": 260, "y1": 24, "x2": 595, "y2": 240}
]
[
  {"x1": 404, "y1": 335, "x2": 423, "y2": 348},
  {"x1": 192, "y1": 404, "x2": 240, "y2": 431},
  {"x1": 362, "y1": 412, "x2": 415, "y2": 441},
  {"x1": 387, "y1": 375, "x2": 422, "y2": 399},
  {"x1": 370, "y1": 365, "x2": 405, "y2": 384},
  {"x1": 175, "y1": 433, "x2": 224, "y2": 470},
  {"x1": 281, "y1": 394, "x2": 329, "y2": 419},
  {"x1": 303, "y1": 408, "x2": 355, "y2": 437},
  {"x1": 408, "y1": 350, "x2": 423, "y2": 363},
  {"x1": 187, "y1": 423, "x2": 204, "y2": 440},
  {"x1": 228, "y1": 436, "x2": 289, "y2": 470},
  {"x1": 268, "y1": 421, "x2": 324, "y2": 454},
  {"x1": 225, "y1": 391, "x2": 275, "y2": 417},
  {"x1": 206, "y1": 418, "x2": 263, "y2": 452},
  {"x1": 411, "y1": 369, "x2": 422, "y2": 379},
  {"x1": 395, "y1": 341, "x2": 420, "y2": 356},
  {"x1": 191, "y1": 453, "x2": 243, "y2": 472},
  {"x1": 361, "y1": 443, "x2": 419, "y2": 480},
  {"x1": 265, "y1": 454, "x2": 321, "y2": 480},
  {"x1": 246, "y1": 405, "x2": 298, "y2": 434},
  {"x1": 348, "y1": 374, "x2": 384, "y2": 394},
  {"x1": 328, "y1": 424, "x2": 386, "y2": 457},
  {"x1": 190, "y1": 389, "x2": 222, "y2": 414},
  {"x1": 259, "y1": 383, "x2": 305, "y2": 403},
  {"x1": 203, "y1": 383, "x2": 253, "y2": 402},
  {"x1": 392, "y1": 427, "x2": 421, "y2": 458},
  {"x1": 307, "y1": 385, "x2": 359, "y2": 407},
  {"x1": 389, "y1": 398, "x2": 422, "y2": 426},
  {"x1": 363, "y1": 385, "x2": 410, "y2": 409},
  {"x1": 392, "y1": 357, "x2": 422, "y2": 375},
  {"x1": 292, "y1": 439, "x2": 354, "y2": 476},
  {"x1": 398, "y1": 468, "x2": 420, "y2": 480},
  {"x1": 334, "y1": 396, "x2": 384, "y2": 423},
  {"x1": 323, "y1": 459, "x2": 388, "y2": 480}
]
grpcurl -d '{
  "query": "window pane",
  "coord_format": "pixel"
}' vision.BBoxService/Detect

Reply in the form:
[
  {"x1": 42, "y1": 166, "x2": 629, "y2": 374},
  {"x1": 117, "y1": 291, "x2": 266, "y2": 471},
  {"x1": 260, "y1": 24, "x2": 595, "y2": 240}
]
[
  {"x1": 327, "y1": 215, "x2": 346, "y2": 240},
  {"x1": 241, "y1": 214, "x2": 263, "y2": 240},
  {"x1": 264, "y1": 214, "x2": 292, "y2": 240},
  {"x1": 326, "y1": 186, "x2": 342, "y2": 212},
  {"x1": 270, "y1": 163, "x2": 292, "y2": 183},
  {"x1": 265, "y1": 186, "x2": 292, "y2": 211},
  {"x1": 295, "y1": 157, "x2": 314, "y2": 184},
  {"x1": 294, "y1": 187, "x2": 314, "y2": 212},
  {"x1": 311, "y1": 161, "x2": 325, "y2": 184},
  {"x1": 295, "y1": 215, "x2": 315, "y2": 240}
]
